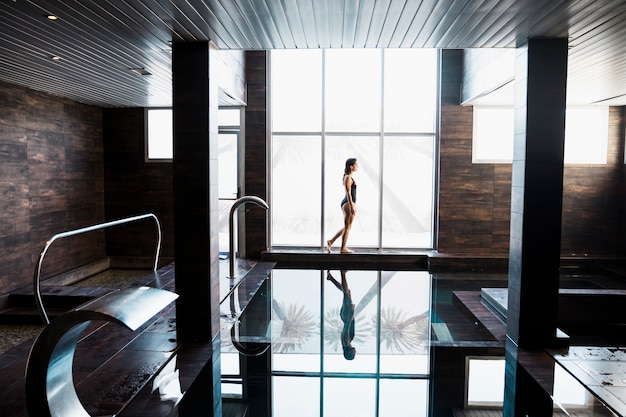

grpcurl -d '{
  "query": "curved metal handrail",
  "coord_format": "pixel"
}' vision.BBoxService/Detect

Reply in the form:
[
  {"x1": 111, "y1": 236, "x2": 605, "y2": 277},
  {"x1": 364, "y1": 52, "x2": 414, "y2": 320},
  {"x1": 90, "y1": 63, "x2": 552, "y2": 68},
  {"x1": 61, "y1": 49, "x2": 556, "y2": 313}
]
[
  {"x1": 228, "y1": 196, "x2": 269, "y2": 279},
  {"x1": 33, "y1": 213, "x2": 162, "y2": 325}
]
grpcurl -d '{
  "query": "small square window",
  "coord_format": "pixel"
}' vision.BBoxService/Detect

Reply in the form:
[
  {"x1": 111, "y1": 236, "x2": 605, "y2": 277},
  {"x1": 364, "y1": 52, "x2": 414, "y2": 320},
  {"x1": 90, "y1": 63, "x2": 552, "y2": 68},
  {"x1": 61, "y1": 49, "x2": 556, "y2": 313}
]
[
  {"x1": 146, "y1": 108, "x2": 173, "y2": 161},
  {"x1": 564, "y1": 106, "x2": 608, "y2": 164},
  {"x1": 472, "y1": 106, "x2": 514, "y2": 163}
]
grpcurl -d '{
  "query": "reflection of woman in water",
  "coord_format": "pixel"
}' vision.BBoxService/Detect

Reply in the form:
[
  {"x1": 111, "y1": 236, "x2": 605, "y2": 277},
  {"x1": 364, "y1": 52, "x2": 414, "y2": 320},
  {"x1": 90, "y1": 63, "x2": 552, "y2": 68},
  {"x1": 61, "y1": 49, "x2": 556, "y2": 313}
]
[
  {"x1": 327, "y1": 270, "x2": 356, "y2": 360},
  {"x1": 327, "y1": 158, "x2": 358, "y2": 253}
]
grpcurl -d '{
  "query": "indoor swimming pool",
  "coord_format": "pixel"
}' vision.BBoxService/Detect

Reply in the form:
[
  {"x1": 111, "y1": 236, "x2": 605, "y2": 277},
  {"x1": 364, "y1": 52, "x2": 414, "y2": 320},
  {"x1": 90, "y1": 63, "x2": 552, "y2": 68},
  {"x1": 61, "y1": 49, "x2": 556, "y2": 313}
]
[
  {"x1": 219, "y1": 266, "x2": 621, "y2": 417},
  {"x1": 1, "y1": 263, "x2": 623, "y2": 416},
  {"x1": 221, "y1": 268, "x2": 431, "y2": 416}
]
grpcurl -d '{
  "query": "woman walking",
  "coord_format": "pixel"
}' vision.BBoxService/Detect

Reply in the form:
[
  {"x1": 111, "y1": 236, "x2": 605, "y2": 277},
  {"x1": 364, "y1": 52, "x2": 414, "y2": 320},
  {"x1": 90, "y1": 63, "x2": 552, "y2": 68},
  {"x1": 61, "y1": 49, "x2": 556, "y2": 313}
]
[{"x1": 327, "y1": 158, "x2": 358, "y2": 253}]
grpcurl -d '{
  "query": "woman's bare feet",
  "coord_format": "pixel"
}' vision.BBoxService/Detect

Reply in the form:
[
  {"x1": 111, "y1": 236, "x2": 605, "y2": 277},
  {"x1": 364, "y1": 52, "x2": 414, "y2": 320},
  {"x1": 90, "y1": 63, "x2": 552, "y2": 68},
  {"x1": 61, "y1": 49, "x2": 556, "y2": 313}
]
[
  {"x1": 340, "y1": 248, "x2": 354, "y2": 253},
  {"x1": 326, "y1": 240, "x2": 332, "y2": 252}
]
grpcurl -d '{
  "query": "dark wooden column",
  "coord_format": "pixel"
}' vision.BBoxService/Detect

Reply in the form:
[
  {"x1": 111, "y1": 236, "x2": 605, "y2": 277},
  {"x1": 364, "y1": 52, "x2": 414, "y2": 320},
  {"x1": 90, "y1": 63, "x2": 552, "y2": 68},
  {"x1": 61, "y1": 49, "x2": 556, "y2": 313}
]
[
  {"x1": 172, "y1": 41, "x2": 221, "y2": 343},
  {"x1": 244, "y1": 51, "x2": 269, "y2": 259},
  {"x1": 172, "y1": 41, "x2": 222, "y2": 417},
  {"x1": 507, "y1": 38, "x2": 568, "y2": 349},
  {"x1": 504, "y1": 38, "x2": 568, "y2": 417}
]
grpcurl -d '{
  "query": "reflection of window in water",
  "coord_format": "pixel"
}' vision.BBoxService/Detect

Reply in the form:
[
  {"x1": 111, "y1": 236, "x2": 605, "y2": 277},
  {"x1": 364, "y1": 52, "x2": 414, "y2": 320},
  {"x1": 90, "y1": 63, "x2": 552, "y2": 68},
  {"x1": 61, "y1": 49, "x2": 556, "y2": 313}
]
[
  {"x1": 466, "y1": 357, "x2": 588, "y2": 408},
  {"x1": 152, "y1": 356, "x2": 183, "y2": 402},
  {"x1": 269, "y1": 269, "x2": 432, "y2": 416},
  {"x1": 269, "y1": 268, "x2": 431, "y2": 376}
]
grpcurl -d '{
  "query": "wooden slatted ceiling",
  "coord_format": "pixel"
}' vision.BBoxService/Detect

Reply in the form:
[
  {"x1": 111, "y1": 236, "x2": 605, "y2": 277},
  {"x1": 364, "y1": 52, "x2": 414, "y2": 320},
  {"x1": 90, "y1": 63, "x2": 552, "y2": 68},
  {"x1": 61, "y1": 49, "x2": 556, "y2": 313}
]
[{"x1": 1, "y1": 0, "x2": 626, "y2": 107}]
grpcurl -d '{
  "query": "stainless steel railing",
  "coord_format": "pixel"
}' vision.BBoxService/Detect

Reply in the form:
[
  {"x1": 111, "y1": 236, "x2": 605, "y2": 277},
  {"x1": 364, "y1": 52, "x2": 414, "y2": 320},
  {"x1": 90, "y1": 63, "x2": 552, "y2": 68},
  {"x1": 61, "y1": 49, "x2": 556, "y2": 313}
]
[
  {"x1": 33, "y1": 213, "x2": 162, "y2": 325},
  {"x1": 228, "y1": 196, "x2": 269, "y2": 279}
]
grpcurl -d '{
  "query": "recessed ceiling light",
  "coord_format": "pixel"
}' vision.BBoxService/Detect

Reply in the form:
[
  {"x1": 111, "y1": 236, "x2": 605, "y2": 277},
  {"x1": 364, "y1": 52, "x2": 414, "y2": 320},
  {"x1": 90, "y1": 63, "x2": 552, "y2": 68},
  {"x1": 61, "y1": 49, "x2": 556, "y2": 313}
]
[
  {"x1": 51, "y1": 56, "x2": 62, "y2": 61},
  {"x1": 46, "y1": 15, "x2": 58, "y2": 21},
  {"x1": 129, "y1": 67, "x2": 151, "y2": 76}
]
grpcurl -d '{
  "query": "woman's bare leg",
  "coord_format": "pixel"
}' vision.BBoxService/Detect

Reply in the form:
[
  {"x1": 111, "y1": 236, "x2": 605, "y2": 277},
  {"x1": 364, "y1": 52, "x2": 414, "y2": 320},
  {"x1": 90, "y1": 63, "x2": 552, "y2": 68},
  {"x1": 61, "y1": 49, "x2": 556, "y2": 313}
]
[
  {"x1": 327, "y1": 228, "x2": 344, "y2": 251},
  {"x1": 340, "y1": 205, "x2": 355, "y2": 253}
]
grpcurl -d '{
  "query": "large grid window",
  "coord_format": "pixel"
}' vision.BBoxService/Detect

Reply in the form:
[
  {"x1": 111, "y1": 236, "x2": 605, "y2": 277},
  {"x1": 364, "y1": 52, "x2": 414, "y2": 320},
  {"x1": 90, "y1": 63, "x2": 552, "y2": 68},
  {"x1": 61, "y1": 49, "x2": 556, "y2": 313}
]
[{"x1": 271, "y1": 49, "x2": 438, "y2": 249}]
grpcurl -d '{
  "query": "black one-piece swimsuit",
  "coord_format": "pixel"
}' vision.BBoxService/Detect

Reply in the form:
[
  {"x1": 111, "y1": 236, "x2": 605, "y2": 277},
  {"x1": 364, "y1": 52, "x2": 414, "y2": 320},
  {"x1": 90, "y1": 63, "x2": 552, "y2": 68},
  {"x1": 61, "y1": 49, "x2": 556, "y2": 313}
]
[{"x1": 341, "y1": 177, "x2": 357, "y2": 207}]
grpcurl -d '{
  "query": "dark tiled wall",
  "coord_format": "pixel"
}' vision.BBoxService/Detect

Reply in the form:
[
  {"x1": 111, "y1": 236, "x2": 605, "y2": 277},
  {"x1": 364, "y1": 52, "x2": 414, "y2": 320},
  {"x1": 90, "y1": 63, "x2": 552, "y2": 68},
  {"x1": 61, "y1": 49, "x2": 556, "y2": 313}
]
[
  {"x1": 438, "y1": 50, "x2": 512, "y2": 254},
  {"x1": 102, "y1": 108, "x2": 174, "y2": 264},
  {"x1": 243, "y1": 51, "x2": 269, "y2": 259},
  {"x1": 0, "y1": 80, "x2": 105, "y2": 293},
  {"x1": 438, "y1": 50, "x2": 626, "y2": 256}
]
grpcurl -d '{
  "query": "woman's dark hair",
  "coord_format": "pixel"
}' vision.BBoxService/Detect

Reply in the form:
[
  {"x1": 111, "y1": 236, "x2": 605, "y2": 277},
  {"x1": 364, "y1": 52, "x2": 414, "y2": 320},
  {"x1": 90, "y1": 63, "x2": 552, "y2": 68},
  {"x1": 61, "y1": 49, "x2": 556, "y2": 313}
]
[
  {"x1": 343, "y1": 346, "x2": 356, "y2": 360},
  {"x1": 344, "y1": 158, "x2": 357, "y2": 175}
]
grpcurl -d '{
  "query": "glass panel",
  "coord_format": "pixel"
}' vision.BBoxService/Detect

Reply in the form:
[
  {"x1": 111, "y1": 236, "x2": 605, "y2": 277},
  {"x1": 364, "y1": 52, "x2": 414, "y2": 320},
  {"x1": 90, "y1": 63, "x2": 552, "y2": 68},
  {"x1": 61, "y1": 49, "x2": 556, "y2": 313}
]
[
  {"x1": 384, "y1": 49, "x2": 437, "y2": 133},
  {"x1": 472, "y1": 106, "x2": 514, "y2": 163},
  {"x1": 218, "y1": 107, "x2": 240, "y2": 126},
  {"x1": 325, "y1": 49, "x2": 381, "y2": 132},
  {"x1": 218, "y1": 132, "x2": 238, "y2": 199},
  {"x1": 272, "y1": 135, "x2": 322, "y2": 246},
  {"x1": 323, "y1": 378, "x2": 377, "y2": 416},
  {"x1": 218, "y1": 119, "x2": 238, "y2": 254},
  {"x1": 379, "y1": 379, "x2": 429, "y2": 416},
  {"x1": 218, "y1": 199, "x2": 235, "y2": 254},
  {"x1": 382, "y1": 136, "x2": 434, "y2": 248},
  {"x1": 273, "y1": 376, "x2": 320, "y2": 417},
  {"x1": 379, "y1": 271, "x2": 431, "y2": 375},
  {"x1": 271, "y1": 269, "x2": 321, "y2": 372},
  {"x1": 323, "y1": 270, "x2": 378, "y2": 374},
  {"x1": 565, "y1": 107, "x2": 608, "y2": 164},
  {"x1": 324, "y1": 136, "x2": 380, "y2": 248},
  {"x1": 146, "y1": 108, "x2": 173, "y2": 159},
  {"x1": 272, "y1": 50, "x2": 323, "y2": 132},
  {"x1": 270, "y1": 49, "x2": 439, "y2": 250}
]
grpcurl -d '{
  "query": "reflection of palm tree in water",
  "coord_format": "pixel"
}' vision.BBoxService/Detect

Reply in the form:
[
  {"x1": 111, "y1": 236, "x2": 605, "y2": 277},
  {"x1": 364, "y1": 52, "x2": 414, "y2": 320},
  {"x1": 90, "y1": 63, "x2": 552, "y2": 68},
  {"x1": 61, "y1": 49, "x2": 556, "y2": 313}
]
[
  {"x1": 330, "y1": 270, "x2": 429, "y2": 354},
  {"x1": 363, "y1": 272, "x2": 429, "y2": 353},
  {"x1": 373, "y1": 307, "x2": 429, "y2": 352},
  {"x1": 271, "y1": 301, "x2": 317, "y2": 353},
  {"x1": 326, "y1": 270, "x2": 356, "y2": 360}
]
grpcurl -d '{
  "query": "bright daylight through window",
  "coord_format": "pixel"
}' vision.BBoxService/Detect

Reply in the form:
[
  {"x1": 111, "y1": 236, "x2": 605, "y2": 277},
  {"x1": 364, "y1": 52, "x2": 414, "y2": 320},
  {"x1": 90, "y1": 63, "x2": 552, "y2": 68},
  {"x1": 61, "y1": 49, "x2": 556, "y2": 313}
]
[
  {"x1": 466, "y1": 357, "x2": 588, "y2": 408},
  {"x1": 473, "y1": 106, "x2": 609, "y2": 164},
  {"x1": 146, "y1": 108, "x2": 173, "y2": 160},
  {"x1": 271, "y1": 49, "x2": 438, "y2": 249}
]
